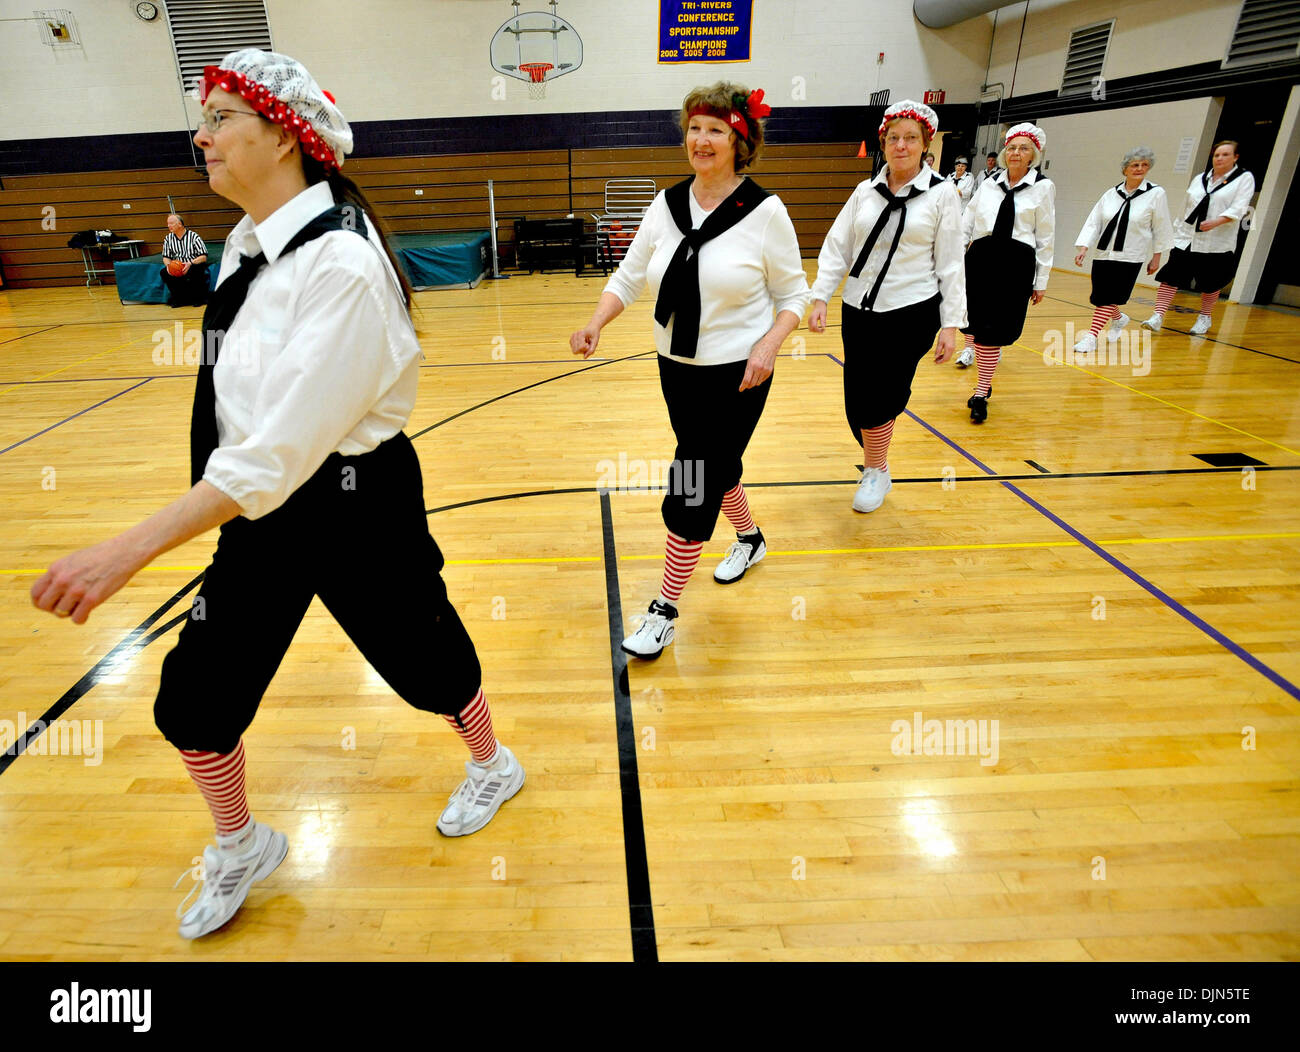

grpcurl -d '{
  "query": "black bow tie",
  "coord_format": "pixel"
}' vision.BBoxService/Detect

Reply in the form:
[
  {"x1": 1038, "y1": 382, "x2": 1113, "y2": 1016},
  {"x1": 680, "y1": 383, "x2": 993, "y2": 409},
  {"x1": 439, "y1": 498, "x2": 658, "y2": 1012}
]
[
  {"x1": 1186, "y1": 167, "x2": 1244, "y2": 228},
  {"x1": 1097, "y1": 183, "x2": 1150, "y2": 252},
  {"x1": 993, "y1": 179, "x2": 1030, "y2": 240},
  {"x1": 653, "y1": 178, "x2": 769, "y2": 358},
  {"x1": 847, "y1": 182, "x2": 925, "y2": 310},
  {"x1": 190, "y1": 202, "x2": 370, "y2": 486}
]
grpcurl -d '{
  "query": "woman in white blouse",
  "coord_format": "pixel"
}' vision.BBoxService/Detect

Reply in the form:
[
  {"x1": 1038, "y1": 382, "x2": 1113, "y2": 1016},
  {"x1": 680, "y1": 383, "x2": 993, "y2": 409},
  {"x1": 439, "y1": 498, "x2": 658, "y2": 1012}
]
[
  {"x1": 571, "y1": 82, "x2": 810, "y2": 659},
  {"x1": 808, "y1": 99, "x2": 966, "y2": 513},
  {"x1": 950, "y1": 157, "x2": 975, "y2": 211},
  {"x1": 1144, "y1": 140, "x2": 1255, "y2": 336},
  {"x1": 31, "y1": 50, "x2": 523, "y2": 939},
  {"x1": 1072, "y1": 146, "x2": 1174, "y2": 353},
  {"x1": 959, "y1": 123, "x2": 1055, "y2": 423}
]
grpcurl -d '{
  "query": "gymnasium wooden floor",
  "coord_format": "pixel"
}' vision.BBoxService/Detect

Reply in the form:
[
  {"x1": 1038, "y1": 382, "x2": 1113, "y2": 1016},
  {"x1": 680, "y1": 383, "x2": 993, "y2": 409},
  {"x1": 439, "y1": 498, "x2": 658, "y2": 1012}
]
[{"x1": 1, "y1": 265, "x2": 1298, "y2": 962}]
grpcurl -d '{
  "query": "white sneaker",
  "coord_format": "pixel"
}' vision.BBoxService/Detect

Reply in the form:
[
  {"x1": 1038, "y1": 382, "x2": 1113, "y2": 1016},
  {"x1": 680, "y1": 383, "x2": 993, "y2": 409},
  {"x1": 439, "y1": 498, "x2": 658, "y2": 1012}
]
[
  {"x1": 1141, "y1": 313, "x2": 1162, "y2": 332},
  {"x1": 1107, "y1": 312, "x2": 1130, "y2": 341},
  {"x1": 955, "y1": 346, "x2": 974, "y2": 368},
  {"x1": 1190, "y1": 314, "x2": 1212, "y2": 335},
  {"x1": 714, "y1": 530, "x2": 765, "y2": 583},
  {"x1": 173, "y1": 820, "x2": 288, "y2": 939},
  {"x1": 852, "y1": 467, "x2": 892, "y2": 513},
  {"x1": 1073, "y1": 332, "x2": 1097, "y2": 355},
  {"x1": 621, "y1": 599, "x2": 677, "y2": 659},
  {"x1": 437, "y1": 744, "x2": 525, "y2": 837}
]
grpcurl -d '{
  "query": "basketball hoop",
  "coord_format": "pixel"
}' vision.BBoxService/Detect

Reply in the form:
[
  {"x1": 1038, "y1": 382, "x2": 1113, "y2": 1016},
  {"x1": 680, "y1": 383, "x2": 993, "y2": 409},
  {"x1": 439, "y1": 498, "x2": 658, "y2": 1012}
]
[{"x1": 519, "y1": 61, "x2": 553, "y2": 99}]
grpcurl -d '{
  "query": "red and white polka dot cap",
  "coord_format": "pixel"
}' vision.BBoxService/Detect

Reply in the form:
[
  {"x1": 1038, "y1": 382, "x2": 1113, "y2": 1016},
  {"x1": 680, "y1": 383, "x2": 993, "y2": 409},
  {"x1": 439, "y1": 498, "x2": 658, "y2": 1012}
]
[
  {"x1": 1005, "y1": 122, "x2": 1046, "y2": 153},
  {"x1": 198, "y1": 49, "x2": 352, "y2": 171},
  {"x1": 878, "y1": 99, "x2": 939, "y2": 140}
]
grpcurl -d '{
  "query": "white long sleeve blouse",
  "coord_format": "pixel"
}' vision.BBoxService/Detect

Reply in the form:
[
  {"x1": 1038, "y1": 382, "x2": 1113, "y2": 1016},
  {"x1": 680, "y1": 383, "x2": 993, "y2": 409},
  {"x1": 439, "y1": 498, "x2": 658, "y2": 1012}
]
[
  {"x1": 962, "y1": 168, "x2": 1056, "y2": 291},
  {"x1": 1171, "y1": 167, "x2": 1256, "y2": 254},
  {"x1": 810, "y1": 167, "x2": 967, "y2": 329},
  {"x1": 203, "y1": 181, "x2": 423, "y2": 520},
  {"x1": 602, "y1": 181, "x2": 811, "y2": 366},
  {"x1": 1074, "y1": 180, "x2": 1174, "y2": 264}
]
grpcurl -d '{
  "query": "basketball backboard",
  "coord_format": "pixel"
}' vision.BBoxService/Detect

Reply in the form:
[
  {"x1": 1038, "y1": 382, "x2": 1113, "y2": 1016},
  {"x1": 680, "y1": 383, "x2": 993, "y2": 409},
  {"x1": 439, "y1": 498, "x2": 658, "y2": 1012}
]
[{"x1": 490, "y1": 0, "x2": 583, "y2": 92}]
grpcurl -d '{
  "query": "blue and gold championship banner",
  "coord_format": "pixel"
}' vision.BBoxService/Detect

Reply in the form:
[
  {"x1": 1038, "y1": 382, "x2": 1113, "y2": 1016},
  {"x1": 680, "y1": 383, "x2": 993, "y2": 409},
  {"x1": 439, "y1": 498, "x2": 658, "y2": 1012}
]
[{"x1": 658, "y1": 0, "x2": 753, "y2": 63}]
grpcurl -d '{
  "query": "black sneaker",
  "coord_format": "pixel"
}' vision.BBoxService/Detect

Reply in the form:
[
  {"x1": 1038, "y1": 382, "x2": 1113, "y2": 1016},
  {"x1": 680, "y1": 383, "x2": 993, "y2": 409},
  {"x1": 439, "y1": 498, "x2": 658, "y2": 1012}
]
[{"x1": 967, "y1": 387, "x2": 991, "y2": 424}]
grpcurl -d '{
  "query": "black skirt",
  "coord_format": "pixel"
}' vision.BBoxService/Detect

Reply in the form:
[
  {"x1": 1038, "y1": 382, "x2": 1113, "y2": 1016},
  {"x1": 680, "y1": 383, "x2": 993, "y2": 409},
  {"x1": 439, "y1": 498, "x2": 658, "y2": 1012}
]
[
  {"x1": 1154, "y1": 246, "x2": 1237, "y2": 293},
  {"x1": 841, "y1": 294, "x2": 942, "y2": 437},
  {"x1": 962, "y1": 236, "x2": 1036, "y2": 346},
  {"x1": 1089, "y1": 259, "x2": 1142, "y2": 307}
]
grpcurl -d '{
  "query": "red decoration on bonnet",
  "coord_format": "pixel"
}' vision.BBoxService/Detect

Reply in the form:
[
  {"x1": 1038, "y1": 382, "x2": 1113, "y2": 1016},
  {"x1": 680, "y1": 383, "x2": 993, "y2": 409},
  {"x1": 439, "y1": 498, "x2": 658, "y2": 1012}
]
[{"x1": 199, "y1": 64, "x2": 341, "y2": 171}]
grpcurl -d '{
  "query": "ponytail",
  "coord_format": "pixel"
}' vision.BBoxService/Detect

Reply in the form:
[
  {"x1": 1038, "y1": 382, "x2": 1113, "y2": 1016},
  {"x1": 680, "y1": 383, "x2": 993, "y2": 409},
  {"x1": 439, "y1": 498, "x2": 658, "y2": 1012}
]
[{"x1": 301, "y1": 155, "x2": 414, "y2": 313}]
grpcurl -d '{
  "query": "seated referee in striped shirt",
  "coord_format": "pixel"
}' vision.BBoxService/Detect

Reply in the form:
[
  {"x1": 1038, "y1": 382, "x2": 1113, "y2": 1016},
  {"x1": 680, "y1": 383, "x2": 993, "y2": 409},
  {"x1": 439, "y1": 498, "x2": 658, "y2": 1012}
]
[{"x1": 161, "y1": 213, "x2": 210, "y2": 307}]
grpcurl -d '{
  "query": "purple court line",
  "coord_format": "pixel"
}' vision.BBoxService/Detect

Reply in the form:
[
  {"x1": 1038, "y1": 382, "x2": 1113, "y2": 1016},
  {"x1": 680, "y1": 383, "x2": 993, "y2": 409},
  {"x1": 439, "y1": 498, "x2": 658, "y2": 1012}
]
[
  {"x1": 827, "y1": 352, "x2": 1300, "y2": 701},
  {"x1": 0, "y1": 378, "x2": 154, "y2": 457}
]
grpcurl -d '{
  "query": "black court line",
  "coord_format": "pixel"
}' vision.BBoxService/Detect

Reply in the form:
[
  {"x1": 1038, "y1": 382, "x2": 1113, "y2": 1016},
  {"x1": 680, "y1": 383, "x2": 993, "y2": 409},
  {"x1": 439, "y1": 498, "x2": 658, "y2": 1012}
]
[
  {"x1": 1044, "y1": 293, "x2": 1300, "y2": 365},
  {"x1": 421, "y1": 464, "x2": 1300, "y2": 516},
  {"x1": 1, "y1": 575, "x2": 203, "y2": 775},
  {"x1": 408, "y1": 351, "x2": 653, "y2": 439},
  {"x1": 1025, "y1": 460, "x2": 1051, "y2": 473},
  {"x1": 0, "y1": 324, "x2": 60, "y2": 347},
  {"x1": 0, "y1": 378, "x2": 153, "y2": 457},
  {"x1": 599, "y1": 492, "x2": 658, "y2": 963},
  {"x1": 12, "y1": 458, "x2": 1299, "y2": 773}
]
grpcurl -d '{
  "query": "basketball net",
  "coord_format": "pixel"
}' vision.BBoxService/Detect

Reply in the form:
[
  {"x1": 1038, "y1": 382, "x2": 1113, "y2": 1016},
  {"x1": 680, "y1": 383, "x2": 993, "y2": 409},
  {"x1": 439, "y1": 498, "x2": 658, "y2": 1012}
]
[{"x1": 520, "y1": 62, "x2": 552, "y2": 100}]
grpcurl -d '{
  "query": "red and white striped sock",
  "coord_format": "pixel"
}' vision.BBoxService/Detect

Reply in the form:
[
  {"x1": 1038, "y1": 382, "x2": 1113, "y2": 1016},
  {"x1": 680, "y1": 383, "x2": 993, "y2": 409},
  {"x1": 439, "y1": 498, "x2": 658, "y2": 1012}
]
[
  {"x1": 1154, "y1": 283, "x2": 1177, "y2": 317},
  {"x1": 442, "y1": 687, "x2": 498, "y2": 765},
  {"x1": 180, "y1": 740, "x2": 251, "y2": 838},
  {"x1": 974, "y1": 344, "x2": 1000, "y2": 397},
  {"x1": 1089, "y1": 305, "x2": 1118, "y2": 336},
  {"x1": 964, "y1": 332, "x2": 974, "y2": 348},
  {"x1": 862, "y1": 419, "x2": 894, "y2": 472},
  {"x1": 658, "y1": 531, "x2": 703, "y2": 606},
  {"x1": 720, "y1": 483, "x2": 756, "y2": 535},
  {"x1": 1199, "y1": 291, "x2": 1220, "y2": 317}
]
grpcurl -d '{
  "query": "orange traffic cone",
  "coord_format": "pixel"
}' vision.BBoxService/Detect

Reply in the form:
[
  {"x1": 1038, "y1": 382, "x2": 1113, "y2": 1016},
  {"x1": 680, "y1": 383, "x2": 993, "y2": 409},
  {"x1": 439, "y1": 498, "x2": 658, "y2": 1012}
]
[{"x1": 857, "y1": 141, "x2": 867, "y2": 158}]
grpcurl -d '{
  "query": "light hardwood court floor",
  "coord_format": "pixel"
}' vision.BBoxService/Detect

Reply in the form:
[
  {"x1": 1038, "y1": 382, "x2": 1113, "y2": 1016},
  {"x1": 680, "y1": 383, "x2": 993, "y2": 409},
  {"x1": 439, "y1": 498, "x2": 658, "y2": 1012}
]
[{"x1": 0, "y1": 267, "x2": 1297, "y2": 962}]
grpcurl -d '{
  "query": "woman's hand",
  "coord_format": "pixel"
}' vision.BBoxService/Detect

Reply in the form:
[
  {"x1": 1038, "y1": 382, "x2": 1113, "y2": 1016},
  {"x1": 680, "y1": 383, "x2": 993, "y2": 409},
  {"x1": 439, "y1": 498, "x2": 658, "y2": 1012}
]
[
  {"x1": 740, "y1": 337, "x2": 777, "y2": 391},
  {"x1": 1031, "y1": 290, "x2": 1045, "y2": 306},
  {"x1": 808, "y1": 300, "x2": 828, "y2": 333},
  {"x1": 1199, "y1": 217, "x2": 1227, "y2": 232},
  {"x1": 570, "y1": 323, "x2": 601, "y2": 359},
  {"x1": 31, "y1": 537, "x2": 146, "y2": 625},
  {"x1": 1074, "y1": 248, "x2": 1087, "y2": 266},
  {"x1": 1147, "y1": 253, "x2": 1162, "y2": 275},
  {"x1": 933, "y1": 327, "x2": 957, "y2": 364}
]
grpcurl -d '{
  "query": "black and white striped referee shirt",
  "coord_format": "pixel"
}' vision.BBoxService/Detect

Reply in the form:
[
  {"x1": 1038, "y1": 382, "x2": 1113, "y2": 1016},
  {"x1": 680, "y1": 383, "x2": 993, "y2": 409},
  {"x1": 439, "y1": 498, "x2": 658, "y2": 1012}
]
[{"x1": 162, "y1": 229, "x2": 207, "y2": 261}]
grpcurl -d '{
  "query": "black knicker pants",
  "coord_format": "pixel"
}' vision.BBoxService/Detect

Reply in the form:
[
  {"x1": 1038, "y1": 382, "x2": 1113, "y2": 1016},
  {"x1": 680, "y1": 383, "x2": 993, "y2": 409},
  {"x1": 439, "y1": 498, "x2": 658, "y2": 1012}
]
[
  {"x1": 161, "y1": 262, "x2": 210, "y2": 304},
  {"x1": 841, "y1": 294, "x2": 942, "y2": 438},
  {"x1": 657, "y1": 354, "x2": 771, "y2": 543},
  {"x1": 154, "y1": 432, "x2": 482, "y2": 754}
]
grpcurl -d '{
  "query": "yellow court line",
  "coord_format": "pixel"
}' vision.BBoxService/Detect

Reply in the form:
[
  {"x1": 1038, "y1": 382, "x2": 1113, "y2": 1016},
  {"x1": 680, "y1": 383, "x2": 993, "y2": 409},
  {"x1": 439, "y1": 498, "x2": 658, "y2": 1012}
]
[
  {"x1": 1008, "y1": 341, "x2": 1300, "y2": 457},
  {"x1": 0, "y1": 330, "x2": 157, "y2": 403},
  {"x1": 3, "y1": 531, "x2": 1297, "y2": 575}
]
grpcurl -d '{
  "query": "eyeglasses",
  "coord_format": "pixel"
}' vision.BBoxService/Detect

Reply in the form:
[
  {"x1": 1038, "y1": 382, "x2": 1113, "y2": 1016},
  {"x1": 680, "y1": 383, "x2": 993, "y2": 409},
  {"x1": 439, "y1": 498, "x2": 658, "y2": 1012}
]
[
  {"x1": 197, "y1": 108, "x2": 261, "y2": 135},
  {"x1": 884, "y1": 133, "x2": 922, "y2": 146}
]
